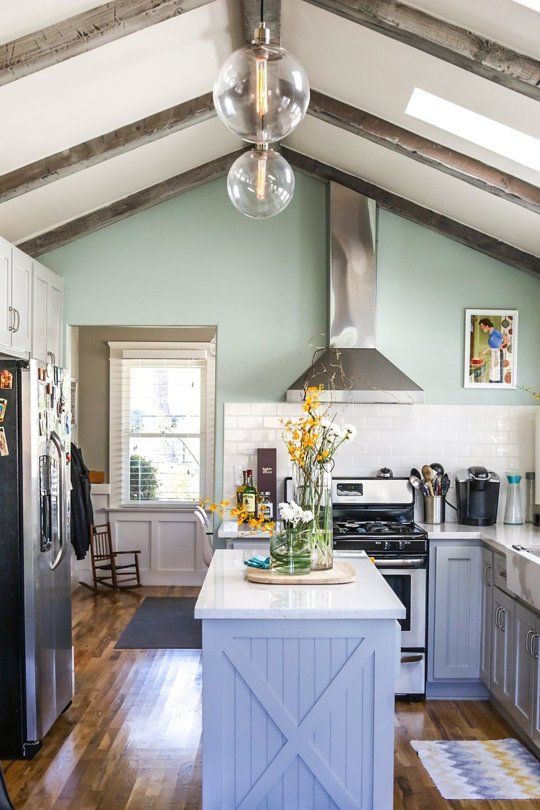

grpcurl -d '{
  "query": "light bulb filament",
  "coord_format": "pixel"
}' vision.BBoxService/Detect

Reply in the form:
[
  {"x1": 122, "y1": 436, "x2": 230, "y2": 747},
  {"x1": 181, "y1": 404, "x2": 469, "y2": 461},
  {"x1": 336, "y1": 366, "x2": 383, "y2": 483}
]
[
  {"x1": 255, "y1": 56, "x2": 268, "y2": 118},
  {"x1": 256, "y1": 155, "x2": 266, "y2": 200}
]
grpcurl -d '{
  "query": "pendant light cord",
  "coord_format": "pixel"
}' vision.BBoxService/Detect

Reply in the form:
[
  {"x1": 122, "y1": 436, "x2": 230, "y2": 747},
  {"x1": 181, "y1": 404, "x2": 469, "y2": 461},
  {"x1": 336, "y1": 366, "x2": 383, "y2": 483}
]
[{"x1": 260, "y1": 0, "x2": 264, "y2": 23}]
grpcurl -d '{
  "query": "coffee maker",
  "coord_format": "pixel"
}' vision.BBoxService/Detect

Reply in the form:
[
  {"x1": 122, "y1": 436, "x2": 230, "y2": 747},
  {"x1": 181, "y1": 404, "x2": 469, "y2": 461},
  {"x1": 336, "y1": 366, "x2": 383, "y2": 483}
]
[{"x1": 456, "y1": 467, "x2": 500, "y2": 526}]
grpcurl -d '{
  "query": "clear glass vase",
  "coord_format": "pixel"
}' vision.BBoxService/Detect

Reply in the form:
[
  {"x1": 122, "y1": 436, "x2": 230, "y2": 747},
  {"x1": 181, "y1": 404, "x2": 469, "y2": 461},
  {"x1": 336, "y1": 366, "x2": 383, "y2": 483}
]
[
  {"x1": 270, "y1": 527, "x2": 311, "y2": 575},
  {"x1": 292, "y1": 463, "x2": 333, "y2": 571}
]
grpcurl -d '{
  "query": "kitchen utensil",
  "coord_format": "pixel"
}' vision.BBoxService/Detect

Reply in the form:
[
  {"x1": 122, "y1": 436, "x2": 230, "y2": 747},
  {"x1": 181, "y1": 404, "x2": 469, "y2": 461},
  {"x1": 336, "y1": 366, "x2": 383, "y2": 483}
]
[
  {"x1": 422, "y1": 464, "x2": 435, "y2": 497},
  {"x1": 409, "y1": 473, "x2": 423, "y2": 491},
  {"x1": 410, "y1": 468, "x2": 422, "y2": 481},
  {"x1": 441, "y1": 473, "x2": 450, "y2": 496},
  {"x1": 430, "y1": 463, "x2": 444, "y2": 477}
]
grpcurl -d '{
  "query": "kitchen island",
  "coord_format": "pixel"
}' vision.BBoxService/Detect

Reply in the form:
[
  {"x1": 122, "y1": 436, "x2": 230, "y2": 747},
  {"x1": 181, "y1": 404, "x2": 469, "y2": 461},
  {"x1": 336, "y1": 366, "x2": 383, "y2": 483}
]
[{"x1": 195, "y1": 550, "x2": 405, "y2": 810}]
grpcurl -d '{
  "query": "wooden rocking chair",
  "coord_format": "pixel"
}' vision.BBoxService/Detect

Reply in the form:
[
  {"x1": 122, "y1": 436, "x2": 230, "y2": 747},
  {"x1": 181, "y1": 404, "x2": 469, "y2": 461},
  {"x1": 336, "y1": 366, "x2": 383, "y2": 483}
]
[{"x1": 81, "y1": 522, "x2": 142, "y2": 593}]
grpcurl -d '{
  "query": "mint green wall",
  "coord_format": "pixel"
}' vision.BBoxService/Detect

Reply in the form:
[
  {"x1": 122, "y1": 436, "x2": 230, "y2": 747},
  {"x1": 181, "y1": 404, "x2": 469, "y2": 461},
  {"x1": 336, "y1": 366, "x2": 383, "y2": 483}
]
[
  {"x1": 376, "y1": 211, "x2": 540, "y2": 404},
  {"x1": 41, "y1": 174, "x2": 328, "y2": 498},
  {"x1": 41, "y1": 174, "x2": 540, "y2": 496}
]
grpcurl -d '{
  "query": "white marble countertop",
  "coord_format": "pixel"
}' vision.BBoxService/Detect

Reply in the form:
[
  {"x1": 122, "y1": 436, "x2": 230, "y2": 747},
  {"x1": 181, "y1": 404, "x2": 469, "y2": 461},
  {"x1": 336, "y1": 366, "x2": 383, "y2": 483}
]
[
  {"x1": 194, "y1": 549, "x2": 406, "y2": 620},
  {"x1": 219, "y1": 519, "x2": 540, "y2": 555}
]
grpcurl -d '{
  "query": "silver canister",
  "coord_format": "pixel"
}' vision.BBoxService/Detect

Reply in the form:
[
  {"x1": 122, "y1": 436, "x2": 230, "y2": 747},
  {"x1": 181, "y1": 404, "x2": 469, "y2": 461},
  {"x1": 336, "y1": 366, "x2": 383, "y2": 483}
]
[{"x1": 424, "y1": 495, "x2": 445, "y2": 524}]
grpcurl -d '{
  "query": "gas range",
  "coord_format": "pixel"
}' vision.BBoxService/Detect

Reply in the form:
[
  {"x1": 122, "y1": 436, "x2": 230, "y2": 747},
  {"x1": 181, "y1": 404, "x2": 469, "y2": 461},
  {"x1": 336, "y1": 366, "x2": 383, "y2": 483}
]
[
  {"x1": 330, "y1": 477, "x2": 428, "y2": 697},
  {"x1": 331, "y1": 477, "x2": 427, "y2": 554}
]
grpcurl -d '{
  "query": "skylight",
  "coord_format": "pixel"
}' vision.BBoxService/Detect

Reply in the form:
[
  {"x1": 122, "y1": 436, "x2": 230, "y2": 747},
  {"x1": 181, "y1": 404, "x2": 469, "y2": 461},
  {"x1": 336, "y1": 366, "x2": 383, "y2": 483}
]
[
  {"x1": 512, "y1": 0, "x2": 540, "y2": 11},
  {"x1": 405, "y1": 88, "x2": 540, "y2": 173}
]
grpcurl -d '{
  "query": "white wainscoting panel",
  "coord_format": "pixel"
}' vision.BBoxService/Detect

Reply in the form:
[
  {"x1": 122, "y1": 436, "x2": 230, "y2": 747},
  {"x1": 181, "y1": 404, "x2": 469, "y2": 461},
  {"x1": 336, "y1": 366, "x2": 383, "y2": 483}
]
[{"x1": 74, "y1": 487, "x2": 208, "y2": 587}]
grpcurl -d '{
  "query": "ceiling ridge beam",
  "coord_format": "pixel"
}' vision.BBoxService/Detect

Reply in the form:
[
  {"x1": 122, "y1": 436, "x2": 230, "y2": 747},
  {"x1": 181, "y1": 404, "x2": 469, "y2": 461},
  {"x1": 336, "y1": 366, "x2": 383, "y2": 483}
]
[
  {"x1": 0, "y1": 93, "x2": 215, "y2": 204},
  {"x1": 304, "y1": 0, "x2": 540, "y2": 101},
  {"x1": 308, "y1": 90, "x2": 540, "y2": 214},
  {"x1": 0, "y1": 0, "x2": 216, "y2": 86},
  {"x1": 283, "y1": 147, "x2": 540, "y2": 276},
  {"x1": 242, "y1": 0, "x2": 281, "y2": 43},
  {"x1": 18, "y1": 150, "x2": 243, "y2": 257}
]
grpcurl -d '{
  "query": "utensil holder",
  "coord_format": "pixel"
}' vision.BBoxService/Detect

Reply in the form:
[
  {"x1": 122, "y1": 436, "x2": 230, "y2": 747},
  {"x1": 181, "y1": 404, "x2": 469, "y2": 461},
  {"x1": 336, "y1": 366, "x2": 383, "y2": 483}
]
[{"x1": 424, "y1": 495, "x2": 445, "y2": 524}]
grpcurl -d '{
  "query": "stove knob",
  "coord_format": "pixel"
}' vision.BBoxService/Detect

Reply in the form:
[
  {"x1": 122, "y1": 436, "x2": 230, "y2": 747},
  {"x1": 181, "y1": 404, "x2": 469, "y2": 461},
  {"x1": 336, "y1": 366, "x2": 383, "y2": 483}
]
[{"x1": 384, "y1": 541, "x2": 390, "y2": 551}]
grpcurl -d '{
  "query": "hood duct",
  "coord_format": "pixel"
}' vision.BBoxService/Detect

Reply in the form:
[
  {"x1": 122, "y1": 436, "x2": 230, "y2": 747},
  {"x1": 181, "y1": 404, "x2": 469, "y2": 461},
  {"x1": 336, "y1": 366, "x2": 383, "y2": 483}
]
[{"x1": 287, "y1": 182, "x2": 424, "y2": 404}]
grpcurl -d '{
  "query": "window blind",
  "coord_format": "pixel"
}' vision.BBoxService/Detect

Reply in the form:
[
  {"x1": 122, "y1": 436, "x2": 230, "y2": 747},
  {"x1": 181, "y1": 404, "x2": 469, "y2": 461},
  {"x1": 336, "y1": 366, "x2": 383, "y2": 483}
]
[{"x1": 109, "y1": 343, "x2": 215, "y2": 507}]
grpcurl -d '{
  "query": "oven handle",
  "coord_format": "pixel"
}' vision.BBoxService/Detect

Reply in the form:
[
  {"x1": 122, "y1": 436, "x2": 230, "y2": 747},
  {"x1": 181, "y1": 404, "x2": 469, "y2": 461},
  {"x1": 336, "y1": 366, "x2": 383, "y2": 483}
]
[
  {"x1": 374, "y1": 558, "x2": 426, "y2": 569},
  {"x1": 401, "y1": 653, "x2": 424, "y2": 664}
]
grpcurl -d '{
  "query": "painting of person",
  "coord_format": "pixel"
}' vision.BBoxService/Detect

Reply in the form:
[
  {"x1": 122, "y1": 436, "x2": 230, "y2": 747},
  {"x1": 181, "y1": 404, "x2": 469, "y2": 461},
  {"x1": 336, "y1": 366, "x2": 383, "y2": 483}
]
[
  {"x1": 479, "y1": 317, "x2": 504, "y2": 383},
  {"x1": 464, "y1": 310, "x2": 517, "y2": 389}
]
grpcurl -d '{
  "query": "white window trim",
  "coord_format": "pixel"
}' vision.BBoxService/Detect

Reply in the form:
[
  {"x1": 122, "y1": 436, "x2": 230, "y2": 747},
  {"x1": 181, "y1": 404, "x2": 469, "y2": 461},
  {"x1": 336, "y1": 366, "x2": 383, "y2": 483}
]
[{"x1": 109, "y1": 340, "x2": 215, "y2": 509}]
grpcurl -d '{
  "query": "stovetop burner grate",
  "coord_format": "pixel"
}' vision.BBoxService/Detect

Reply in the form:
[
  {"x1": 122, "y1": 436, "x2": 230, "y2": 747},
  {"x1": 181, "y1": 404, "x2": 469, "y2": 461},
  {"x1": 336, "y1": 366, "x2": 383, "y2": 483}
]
[{"x1": 333, "y1": 520, "x2": 425, "y2": 538}]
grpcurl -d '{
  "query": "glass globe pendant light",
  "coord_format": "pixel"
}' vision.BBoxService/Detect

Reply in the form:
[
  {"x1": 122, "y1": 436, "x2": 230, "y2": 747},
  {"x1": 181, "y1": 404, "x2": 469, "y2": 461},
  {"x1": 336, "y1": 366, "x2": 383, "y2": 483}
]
[
  {"x1": 213, "y1": 17, "x2": 310, "y2": 144},
  {"x1": 227, "y1": 145, "x2": 295, "y2": 219}
]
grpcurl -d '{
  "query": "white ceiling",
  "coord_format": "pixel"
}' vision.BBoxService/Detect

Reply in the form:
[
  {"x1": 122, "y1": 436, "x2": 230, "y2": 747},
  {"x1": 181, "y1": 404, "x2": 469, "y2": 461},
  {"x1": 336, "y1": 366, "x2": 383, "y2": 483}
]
[
  {"x1": 282, "y1": 0, "x2": 540, "y2": 185},
  {"x1": 405, "y1": 0, "x2": 540, "y2": 59},
  {"x1": 0, "y1": 0, "x2": 537, "y2": 260},
  {"x1": 0, "y1": 0, "x2": 110, "y2": 44}
]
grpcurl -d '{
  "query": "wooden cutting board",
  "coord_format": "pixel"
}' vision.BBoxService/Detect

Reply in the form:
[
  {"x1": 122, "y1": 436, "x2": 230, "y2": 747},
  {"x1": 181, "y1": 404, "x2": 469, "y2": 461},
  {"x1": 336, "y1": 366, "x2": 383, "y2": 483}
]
[{"x1": 245, "y1": 562, "x2": 356, "y2": 585}]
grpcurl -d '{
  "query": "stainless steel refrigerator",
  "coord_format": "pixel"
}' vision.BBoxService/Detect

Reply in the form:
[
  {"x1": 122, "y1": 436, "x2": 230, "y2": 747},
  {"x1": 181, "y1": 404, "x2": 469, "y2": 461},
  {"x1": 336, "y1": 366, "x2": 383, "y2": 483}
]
[{"x1": 0, "y1": 359, "x2": 73, "y2": 759}]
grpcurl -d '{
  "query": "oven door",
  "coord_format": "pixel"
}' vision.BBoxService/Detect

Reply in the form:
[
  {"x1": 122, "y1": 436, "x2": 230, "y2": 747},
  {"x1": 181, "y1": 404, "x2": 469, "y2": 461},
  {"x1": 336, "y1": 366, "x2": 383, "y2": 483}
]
[{"x1": 373, "y1": 558, "x2": 427, "y2": 649}]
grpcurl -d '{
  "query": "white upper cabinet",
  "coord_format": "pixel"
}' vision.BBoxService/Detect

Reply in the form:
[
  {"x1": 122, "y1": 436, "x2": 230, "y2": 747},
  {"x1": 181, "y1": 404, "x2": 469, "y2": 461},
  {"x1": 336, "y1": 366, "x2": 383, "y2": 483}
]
[
  {"x1": 32, "y1": 261, "x2": 64, "y2": 365},
  {"x1": 11, "y1": 248, "x2": 32, "y2": 353},
  {"x1": 0, "y1": 239, "x2": 11, "y2": 347},
  {"x1": 0, "y1": 236, "x2": 63, "y2": 362}
]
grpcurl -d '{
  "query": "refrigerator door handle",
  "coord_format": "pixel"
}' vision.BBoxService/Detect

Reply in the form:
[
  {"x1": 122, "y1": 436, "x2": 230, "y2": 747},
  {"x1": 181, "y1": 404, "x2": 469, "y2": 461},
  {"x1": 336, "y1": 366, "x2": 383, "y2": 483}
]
[{"x1": 49, "y1": 430, "x2": 67, "y2": 571}]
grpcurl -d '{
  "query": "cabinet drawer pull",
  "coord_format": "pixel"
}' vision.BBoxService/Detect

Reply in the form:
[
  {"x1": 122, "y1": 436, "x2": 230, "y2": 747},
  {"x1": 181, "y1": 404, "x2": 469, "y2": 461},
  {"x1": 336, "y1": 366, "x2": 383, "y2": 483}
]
[
  {"x1": 499, "y1": 569, "x2": 507, "y2": 579},
  {"x1": 495, "y1": 606, "x2": 502, "y2": 628},
  {"x1": 500, "y1": 608, "x2": 506, "y2": 632},
  {"x1": 13, "y1": 307, "x2": 20, "y2": 333},
  {"x1": 484, "y1": 564, "x2": 492, "y2": 587},
  {"x1": 8, "y1": 305, "x2": 13, "y2": 332},
  {"x1": 531, "y1": 633, "x2": 540, "y2": 660}
]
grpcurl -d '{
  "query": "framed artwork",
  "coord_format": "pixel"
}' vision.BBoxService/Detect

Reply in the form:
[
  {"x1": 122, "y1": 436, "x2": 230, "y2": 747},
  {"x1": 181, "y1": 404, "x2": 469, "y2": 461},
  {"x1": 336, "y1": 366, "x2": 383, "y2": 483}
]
[{"x1": 464, "y1": 309, "x2": 518, "y2": 389}]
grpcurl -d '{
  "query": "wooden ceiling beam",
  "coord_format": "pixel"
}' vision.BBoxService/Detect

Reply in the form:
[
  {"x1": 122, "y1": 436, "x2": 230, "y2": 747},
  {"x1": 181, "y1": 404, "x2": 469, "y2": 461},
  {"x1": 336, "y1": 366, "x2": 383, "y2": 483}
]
[
  {"x1": 18, "y1": 150, "x2": 243, "y2": 257},
  {"x1": 0, "y1": 0, "x2": 216, "y2": 86},
  {"x1": 0, "y1": 93, "x2": 215, "y2": 204},
  {"x1": 242, "y1": 0, "x2": 281, "y2": 43},
  {"x1": 283, "y1": 148, "x2": 540, "y2": 276},
  {"x1": 308, "y1": 90, "x2": 540, "y2": 214},
  {"x1": 304, "y1": 0, "x2": 540, "y2": 101}
]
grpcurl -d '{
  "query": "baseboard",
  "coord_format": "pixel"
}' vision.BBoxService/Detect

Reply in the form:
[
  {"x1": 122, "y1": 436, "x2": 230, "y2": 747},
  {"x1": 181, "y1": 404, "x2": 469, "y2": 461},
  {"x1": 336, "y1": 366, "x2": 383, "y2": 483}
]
[
  {"x1": 426, "y1": 680, "x2": 490, "y2": 700},
  {"x1": 489, "y1": 695, "x2": 540, "y2": 758}
]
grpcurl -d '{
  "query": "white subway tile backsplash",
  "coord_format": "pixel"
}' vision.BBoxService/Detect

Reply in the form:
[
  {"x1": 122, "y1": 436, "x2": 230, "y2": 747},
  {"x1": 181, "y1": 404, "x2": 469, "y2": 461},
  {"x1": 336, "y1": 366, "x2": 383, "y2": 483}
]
[
  {"x1": 224, "y1": 403, "x2": 252, "y2": 416},
  {"x1": 237, "y1": 416, "x2": 264, "y2": 429},
  {"x1": 222, "y1": 401, "x2": 537, "y2": 507}
]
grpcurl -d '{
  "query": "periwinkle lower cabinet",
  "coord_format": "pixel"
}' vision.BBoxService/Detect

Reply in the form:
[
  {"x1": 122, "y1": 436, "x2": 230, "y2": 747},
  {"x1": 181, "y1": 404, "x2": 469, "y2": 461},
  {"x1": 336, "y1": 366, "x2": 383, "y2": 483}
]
[
  {"x1": 429, "y1": 542, "x2": 483, "y2": 684},
  {"x1": 481, "y1": 548, "x2": 540, "y2": 750},
  {"x1": 0, "y1": 235, "x2": 63, "y2": 363}
]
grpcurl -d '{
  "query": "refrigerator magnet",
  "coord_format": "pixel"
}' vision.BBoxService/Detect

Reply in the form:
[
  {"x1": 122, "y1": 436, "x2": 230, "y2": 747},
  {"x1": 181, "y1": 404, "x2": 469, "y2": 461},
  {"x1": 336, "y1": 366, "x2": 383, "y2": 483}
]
[
  {"x1": 0, "y1": 370, "x2": 13, "y2": 389},
  {"x1": 0, "y1": 398, "x2": 6, "y2": 422},
  {"x1": 0, "y1": 427, "x2": 9, "y2": 456}
]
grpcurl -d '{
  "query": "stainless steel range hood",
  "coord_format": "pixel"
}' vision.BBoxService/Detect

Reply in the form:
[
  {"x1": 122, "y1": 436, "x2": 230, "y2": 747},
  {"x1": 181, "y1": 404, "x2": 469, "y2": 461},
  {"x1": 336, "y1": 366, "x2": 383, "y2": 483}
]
[{"x1": 287, "y1": 182, "x2": 424, "y2": 404}]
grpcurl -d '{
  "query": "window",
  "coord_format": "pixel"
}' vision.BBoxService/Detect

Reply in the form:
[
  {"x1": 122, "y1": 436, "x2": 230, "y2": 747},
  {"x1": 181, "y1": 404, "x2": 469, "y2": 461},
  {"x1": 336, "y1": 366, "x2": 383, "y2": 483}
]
[
  {"x1": 405, "y1": 88, "x2": 540, "y2": 172},
  {"x1": 109, "y1": 342, "x2": 215, "y2": 507}
]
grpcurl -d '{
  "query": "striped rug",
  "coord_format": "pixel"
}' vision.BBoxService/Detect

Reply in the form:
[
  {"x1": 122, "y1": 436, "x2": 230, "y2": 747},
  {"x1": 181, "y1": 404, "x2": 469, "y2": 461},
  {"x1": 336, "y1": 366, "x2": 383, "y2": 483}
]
[{"x1": 411, "y1": 738, "x2": 540, "y2": 800}]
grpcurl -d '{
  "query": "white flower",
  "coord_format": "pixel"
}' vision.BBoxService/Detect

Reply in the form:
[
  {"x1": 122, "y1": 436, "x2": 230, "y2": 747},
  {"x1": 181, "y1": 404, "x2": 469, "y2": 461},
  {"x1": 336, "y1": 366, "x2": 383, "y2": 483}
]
[
  {"x1": 321, "y1": 418, "x2": 345, "y2": 439},
  {"x1": 343, "y1": 423, "x2": 357, "y2": 440},
  {"x1": 278, "y1": 501, "x2": 314, "y2": 527}
]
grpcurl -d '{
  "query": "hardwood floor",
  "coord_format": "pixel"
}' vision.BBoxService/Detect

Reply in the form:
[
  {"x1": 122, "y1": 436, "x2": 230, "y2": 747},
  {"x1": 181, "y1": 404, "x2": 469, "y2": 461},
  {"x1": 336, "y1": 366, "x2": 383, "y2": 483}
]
[{"x1": 2, "y1": 585, "x2": 537, "y2": 809}]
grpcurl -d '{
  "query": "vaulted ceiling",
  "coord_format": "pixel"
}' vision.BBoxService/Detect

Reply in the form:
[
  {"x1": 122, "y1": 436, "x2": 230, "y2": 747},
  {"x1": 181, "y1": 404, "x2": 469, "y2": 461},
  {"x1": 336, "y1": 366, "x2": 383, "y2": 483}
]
[{"x1": 0, "y1": 0, "x2": 539, "y2": 273}]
